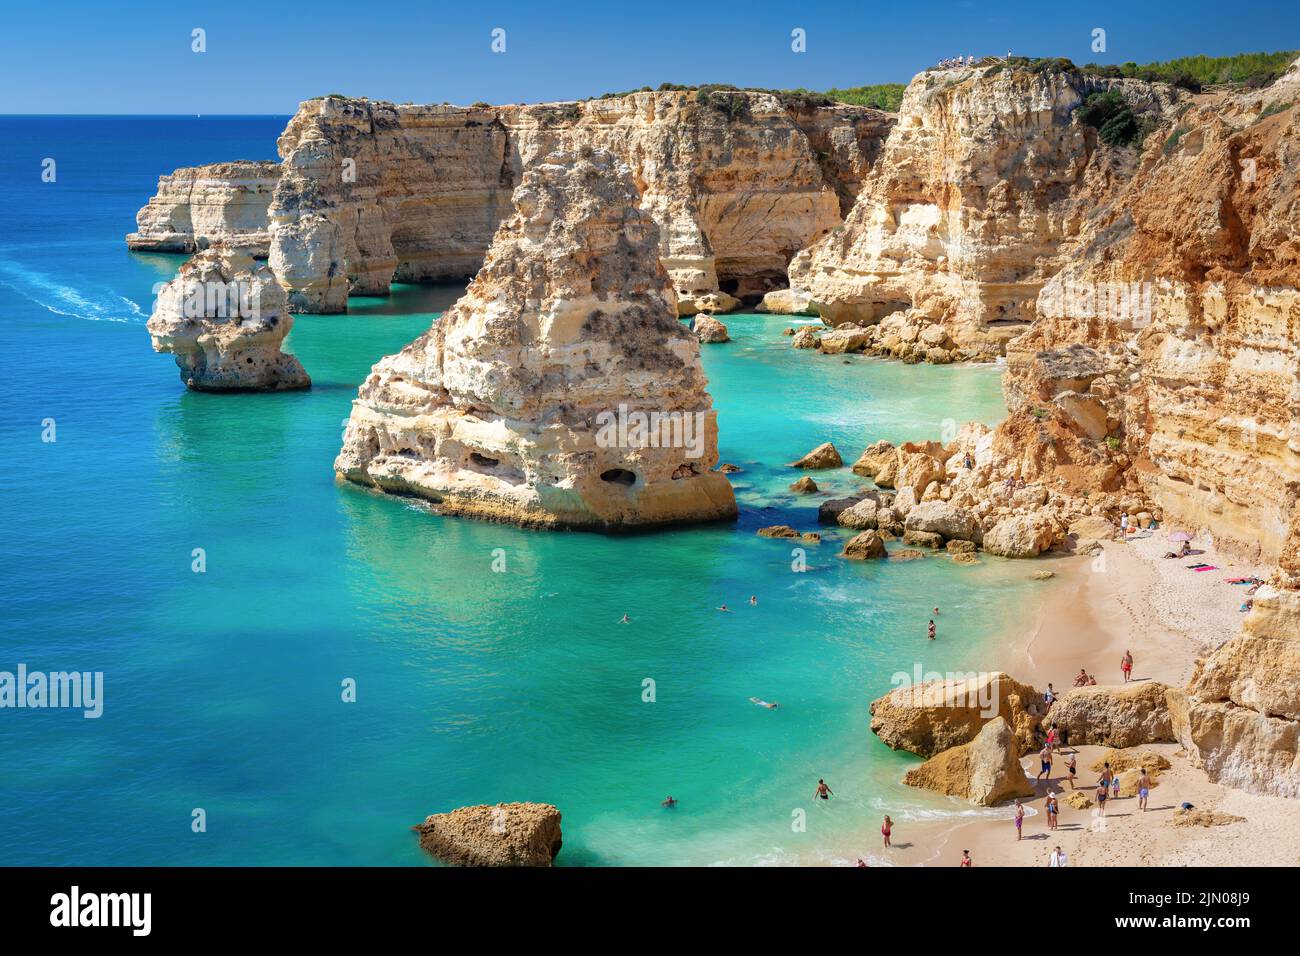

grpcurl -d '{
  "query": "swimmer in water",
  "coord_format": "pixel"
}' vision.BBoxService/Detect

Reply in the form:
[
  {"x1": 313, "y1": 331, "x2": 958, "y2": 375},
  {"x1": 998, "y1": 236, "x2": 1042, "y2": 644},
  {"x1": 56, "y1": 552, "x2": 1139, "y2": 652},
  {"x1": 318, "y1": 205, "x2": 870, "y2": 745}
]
[
  {"x1": 619, "y1": 614, "x2": 630, "y2": 624},
  {"x1": 813, "y1": 778, "x2": 833, "y2": 801},
  {"x1": 717, "y1": 604, "x2": 732, "y2": 612},
  {"x1": 928, "y1": 619, "x2": 936, "y2": 640},
  {"x1": 661, "y1": 796, "x2": 677, "y2": 808},
  {"x1": 749, "y1": 595, "x2": 757, "y2": 606},
  {"x1": 748, "y1": 697, "x2": 779, "y2": 709}
]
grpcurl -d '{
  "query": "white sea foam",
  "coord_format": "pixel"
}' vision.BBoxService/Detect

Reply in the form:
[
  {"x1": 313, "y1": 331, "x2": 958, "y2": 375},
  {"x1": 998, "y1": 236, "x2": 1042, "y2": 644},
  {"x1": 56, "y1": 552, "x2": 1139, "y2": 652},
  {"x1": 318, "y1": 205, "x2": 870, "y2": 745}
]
[{"x1": 0, "y1": 260, "x2": 147, "y2": 324}]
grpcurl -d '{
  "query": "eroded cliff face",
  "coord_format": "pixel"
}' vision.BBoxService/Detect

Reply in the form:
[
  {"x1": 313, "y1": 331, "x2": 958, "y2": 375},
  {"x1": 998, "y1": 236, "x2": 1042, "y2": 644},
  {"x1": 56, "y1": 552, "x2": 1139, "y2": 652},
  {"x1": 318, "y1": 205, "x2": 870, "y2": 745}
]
[
  {"x1": 130, "y1": 93, "x2": 892, "y2": 315},
  {"x1": 127, "y1": 161, "x2": 279, "y2": 255},
  {"x1": 334, "y1": 149, "x2": 737, "y2": 530},
  {"x1": 146, "y1": 247, "x2": 309, "y2": 391},
  {"x1": 1010, "y1": 76, "x2": 1300, "y2": 797},
  {"x1": 793, "y1": 66, "x2": 1178, "y2": 354}
]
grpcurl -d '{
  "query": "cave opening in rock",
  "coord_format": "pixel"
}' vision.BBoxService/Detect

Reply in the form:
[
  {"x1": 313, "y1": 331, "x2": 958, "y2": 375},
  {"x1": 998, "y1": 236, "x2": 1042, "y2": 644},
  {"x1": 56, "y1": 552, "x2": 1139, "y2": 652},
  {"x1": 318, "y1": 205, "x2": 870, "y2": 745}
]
[
  {"x1": 469, "y1": 452, "x2": 500, "y2": 468},
  {"x1": 600, "y1": 468, "x2": 637, "y2": 486}
]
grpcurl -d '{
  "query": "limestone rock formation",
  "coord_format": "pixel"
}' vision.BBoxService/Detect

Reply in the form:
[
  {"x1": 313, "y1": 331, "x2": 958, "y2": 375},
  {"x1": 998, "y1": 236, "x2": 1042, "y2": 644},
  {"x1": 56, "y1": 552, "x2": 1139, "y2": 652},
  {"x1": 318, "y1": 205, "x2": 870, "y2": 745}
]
[
  {"x1": 791, "y1": 326, "x2": 821, "y2": 349},
  {"x1": 792, "y1": 64, "x2": 1178, "y2": 355},
  {"x1": 1170, "y1": 588, "x2": 1300, "y2": 797},
  {"x1": 903, "y1": 500, "x2": 979, "y2": 542},
  {"x1": 983, "y1": 514, "x2": 1056, "y2": 557},
  {"x1": 790, "y1": 442, "x2": 843, "y2": 469},
  {"x1": 135, "y1": 92, "x2": 893, "y2": 314},
  {"x1": 870, "y1": 671, "x2": 1042, "y2": 757},
  {"x1": 1171, "y1": 808, "x2": 1246, "y2": 829},
  {"x1": 789, "y1": 476, "x2": 819, "y2": 494},
  {"x1": 840, "y1": 529, "x2": 886, "y2": 560},
  {"x1": 334, "y1": 149, "x2": 737, "y2": 530},
  {"x1": 414, "y1": 802, "x2": 562, "y2": 866},
  {"x1": 127, "y1": 161, "x2": 279, "y2": 255},
  {"x1": 902, "y1": 716, "x2": 1035, "y2": 806},
  {"x1": 691, "y1": 313, "x2": 730, "y2": 343},
  {"x1": 146, "y1": 247, "x2": 310, "y2": 392},
  {"x1": 1044, "y1": 682, "x2": 1174, "y2": 749},
  {"x1": 759, "y1": 288, "x2": 819, "y2": 315}
]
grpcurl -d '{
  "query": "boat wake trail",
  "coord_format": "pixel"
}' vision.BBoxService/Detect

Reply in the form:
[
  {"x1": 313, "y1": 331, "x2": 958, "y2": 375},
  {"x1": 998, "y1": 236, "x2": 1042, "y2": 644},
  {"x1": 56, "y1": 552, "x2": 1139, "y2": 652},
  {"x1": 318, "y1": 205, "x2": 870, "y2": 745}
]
[{"x1": 0, "y1": 259, "x2": 147, "y2": 324}]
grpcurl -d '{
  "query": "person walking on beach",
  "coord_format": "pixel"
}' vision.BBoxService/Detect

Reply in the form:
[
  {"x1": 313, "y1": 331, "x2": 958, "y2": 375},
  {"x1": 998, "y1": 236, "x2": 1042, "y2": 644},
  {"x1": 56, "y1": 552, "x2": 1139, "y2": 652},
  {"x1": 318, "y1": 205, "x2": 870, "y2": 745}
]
[
  {"x1": 1049, "y1": 846, "x2": 1069, "y2": 867},
  {"x1": 1046, "y1": 792, "x2": 1059, "y2": 830},
  {"x1": 1035, "y1": 745, "x2": 1053, "y2": 785},
  {"x1": 928, "y1": 619, "x2": 936, "y2": 640},
  {"x1": 813, "y1": 779, "x2": 833, "y2": 801},
  {"x1": 1096, "y1": 780, "x2": 1109, "y2": 816},
  {"x1": 960, "y1": 849, "x2": 972, "y2": 867},
  {"x1": 1138, "y1": 768, "x2": 1151, "y2": 811},
  {"x1": 1014, "y1": 799, "x2": 1025, "y2": 840},
  {"x1": 881, "y1": 815, "x2": 893, "y2": 848},
  {"x1": 1121, "y1": 650, "x2": 1134, "y2": 683},
  {"x1": 1066, "y1": 752, "x2": 1077, "y2": 789}
]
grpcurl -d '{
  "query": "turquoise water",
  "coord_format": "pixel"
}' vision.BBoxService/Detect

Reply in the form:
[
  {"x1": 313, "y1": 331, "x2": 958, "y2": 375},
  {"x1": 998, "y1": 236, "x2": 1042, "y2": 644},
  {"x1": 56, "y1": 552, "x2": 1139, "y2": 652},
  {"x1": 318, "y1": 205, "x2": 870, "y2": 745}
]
[{"x1": 0, "y1": 117, "x2": 1038, "y2": 865}]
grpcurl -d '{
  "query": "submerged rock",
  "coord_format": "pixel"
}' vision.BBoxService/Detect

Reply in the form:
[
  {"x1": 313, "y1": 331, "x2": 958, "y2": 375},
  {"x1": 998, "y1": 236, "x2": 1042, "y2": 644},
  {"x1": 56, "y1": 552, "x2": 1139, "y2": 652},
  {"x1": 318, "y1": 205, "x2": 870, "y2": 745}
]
[
  {"x1": 335, "y1": 149, "x2": 737, "y2": 530},
  {"x1": 146, "y1": 247, "x2": 310, "y2": 392},
  {"x1": 414, "y1": 802, "x2": 562, "y2": 866},
  {"x1": 789, "y1": 476, "x2": 819, "y2": 494}
]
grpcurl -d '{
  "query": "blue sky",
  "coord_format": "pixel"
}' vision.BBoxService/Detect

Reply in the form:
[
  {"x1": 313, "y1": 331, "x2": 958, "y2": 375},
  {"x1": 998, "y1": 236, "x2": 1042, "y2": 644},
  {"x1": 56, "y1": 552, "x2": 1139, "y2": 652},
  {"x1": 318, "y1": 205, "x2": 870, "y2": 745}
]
[{"x1": 1, "y1": 0, "x2": 1297, "y2": 113}]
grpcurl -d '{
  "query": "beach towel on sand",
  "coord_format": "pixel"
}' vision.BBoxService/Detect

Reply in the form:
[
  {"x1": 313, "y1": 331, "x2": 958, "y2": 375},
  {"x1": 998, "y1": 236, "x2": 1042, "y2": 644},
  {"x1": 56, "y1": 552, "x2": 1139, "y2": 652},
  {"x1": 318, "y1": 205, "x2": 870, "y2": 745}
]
[{"x1": 1191, "y1": 565, "x2": 1219, "y2": 572}]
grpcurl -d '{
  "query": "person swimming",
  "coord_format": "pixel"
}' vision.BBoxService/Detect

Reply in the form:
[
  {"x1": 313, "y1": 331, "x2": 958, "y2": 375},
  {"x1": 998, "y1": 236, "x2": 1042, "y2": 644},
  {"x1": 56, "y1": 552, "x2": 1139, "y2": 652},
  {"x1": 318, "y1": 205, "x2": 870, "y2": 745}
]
[
  {"x1": 928, "y1": 619, "x2": 936, "y2": 640},
  {"x1": 748, "y1": 697, "x2": 779, "y2": 709},
  {"x1": 813, "y1": 778, "x2": 833, "y2": 800},
  {"x1": 661, "y1": 796, "x2": 677, "y2": 808},
  {"x1": 749, "y1": 595, "x2": 757, "y2": 606},
  {"x1": 716, "y1": 604, "x2": 732, "y2": 612},
  {"x1": 619, "y1": 614, "x2": 630, "y2": 624}
]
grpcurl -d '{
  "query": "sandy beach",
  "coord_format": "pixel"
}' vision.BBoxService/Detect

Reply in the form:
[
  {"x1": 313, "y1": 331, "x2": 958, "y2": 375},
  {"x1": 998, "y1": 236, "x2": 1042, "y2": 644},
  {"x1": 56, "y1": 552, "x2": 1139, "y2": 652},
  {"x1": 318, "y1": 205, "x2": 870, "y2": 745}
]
[{"x1": 855, "y1": 529, "x2": 1300, "y2": 868}]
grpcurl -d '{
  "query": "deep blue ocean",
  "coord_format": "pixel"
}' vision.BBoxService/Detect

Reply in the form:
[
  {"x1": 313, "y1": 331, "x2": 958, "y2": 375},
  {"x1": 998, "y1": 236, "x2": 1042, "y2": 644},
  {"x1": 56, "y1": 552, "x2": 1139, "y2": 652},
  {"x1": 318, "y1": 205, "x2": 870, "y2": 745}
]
[{"x1": 0, "y1": 116, "x2": 1037, "y2": 865}]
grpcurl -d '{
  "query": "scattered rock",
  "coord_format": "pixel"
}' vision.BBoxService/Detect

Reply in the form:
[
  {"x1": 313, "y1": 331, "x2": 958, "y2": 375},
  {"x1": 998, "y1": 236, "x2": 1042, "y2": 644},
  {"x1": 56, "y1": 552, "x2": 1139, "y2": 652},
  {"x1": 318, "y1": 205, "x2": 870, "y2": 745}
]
[
  {"x1": 902, "y1": 717, "x2": 1036, "y2": 806},
  {"x1": 718, "y1": 463, "x2": 744, "y2": 474},
  {"x1": 983, "y1": 514, "x2": 1057, "y2": 558},
  {"x1": 840, "y1": 529, "x2": 887, "y2": 560},
  {"x1": 836, "y1": 497, "x2": 879, "y2": 530},
  {"x1": 1061, "y1": 790, "x2": 1094, "y2": 810},
  {"x1": 946, "y1": 539, "x2": 976, "y2": 554},
  {"x1": 757, "y1": 525, "x2": 801, "y2": 539},
  {"x1": 904, "y1": 500, "x2": 979, "y2": 542},
  {"x1": 902, "y1": 529, "x2": 944, "y2": 549},
  {"x1": 791, "y1": 327, "x2": 820, "y2": 349},
  {"x1": 1031, "y1": 570, "x2": 1056, "y2": 580},
  {"x1": 891, "y1": 549, "x2": 927, "y2": 561},
  {"x1": 1091, "y1": 749, "x2": 1173, "y2": 775},
  {"x1": 691, "y1": 313, "x2": 730, "y2": 343},
  {"x1": 790, "y1": 442, "x2": 843, "y2": 469},
  {"x1": 818, "y1": 494, "x2": 866, "y2": 523},
  {"x1": 1171, "y1": 808, "x2": 1247, "y2": 828},
  {"x1": 851, "y1": 440, "x2": 897, "y2": 478},
  {"x1": 801, "y1": 531, "x2": 822, "y2": 544},
  {"x1": 789, "y1": 476, "x2": 819, "y2": 493},
  {"x1": 414, "y1": 802, "x2": 562, "y2": 867},
  {"x1": 760, "y1": 288, "x2": 819, "y2": 316},
  {"x1": 951, "y1": 552, "x2": 979, "y2": 565}
]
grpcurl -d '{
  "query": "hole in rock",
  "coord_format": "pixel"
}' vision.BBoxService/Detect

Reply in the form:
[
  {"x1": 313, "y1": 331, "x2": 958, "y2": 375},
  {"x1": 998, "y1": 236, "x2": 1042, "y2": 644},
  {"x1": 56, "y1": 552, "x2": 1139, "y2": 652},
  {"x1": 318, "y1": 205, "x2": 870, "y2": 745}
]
[
  {"x1": 469, "y1": 452, "x2": 499, "y2": 468},
  {"x1": 600, "y1": 468, "x2": 637, "y2": 486}
]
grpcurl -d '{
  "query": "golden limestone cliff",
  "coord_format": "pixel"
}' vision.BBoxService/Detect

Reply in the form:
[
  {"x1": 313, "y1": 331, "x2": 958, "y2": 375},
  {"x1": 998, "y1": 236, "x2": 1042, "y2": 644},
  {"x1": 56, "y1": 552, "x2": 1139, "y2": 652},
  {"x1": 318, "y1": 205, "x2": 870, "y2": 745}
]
[
  {"x1": 127, "y1": 161, "x2": 280, "y2": 255},
  {"x1": 129, "y1": 92, "x2": 892, "y2": 315},
  {"x1": 333, "y1": 148, "x2": 737, "y2": 530},
  {"x1": 791, "y1": 65, "x2": 1180, "y2": 356}
]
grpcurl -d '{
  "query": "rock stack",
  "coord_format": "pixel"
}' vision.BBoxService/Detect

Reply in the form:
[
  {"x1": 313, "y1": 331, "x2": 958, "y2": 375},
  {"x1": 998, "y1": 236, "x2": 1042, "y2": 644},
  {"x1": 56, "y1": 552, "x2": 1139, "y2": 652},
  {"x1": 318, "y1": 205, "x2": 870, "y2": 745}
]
[{"x1": 335, "y1": 149, "x2": 738, "y2": 530}]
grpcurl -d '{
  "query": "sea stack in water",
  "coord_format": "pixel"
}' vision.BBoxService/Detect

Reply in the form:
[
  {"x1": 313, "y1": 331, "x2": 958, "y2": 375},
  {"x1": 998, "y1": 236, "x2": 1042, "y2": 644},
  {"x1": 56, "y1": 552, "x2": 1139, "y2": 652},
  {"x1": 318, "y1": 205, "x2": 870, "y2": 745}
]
[
  {"x1": 415, "y1": 803, "x2": 563, "y2": 867},
  {"x1": 146, "y1": 247, "x2": 310, "y2": 391},
  {"x1": 335, "y1": 148, "x2": 738, "y2": 530}
]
